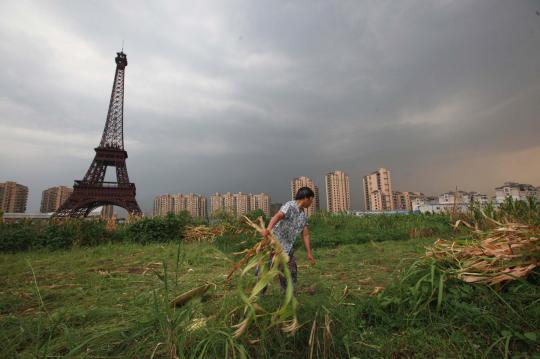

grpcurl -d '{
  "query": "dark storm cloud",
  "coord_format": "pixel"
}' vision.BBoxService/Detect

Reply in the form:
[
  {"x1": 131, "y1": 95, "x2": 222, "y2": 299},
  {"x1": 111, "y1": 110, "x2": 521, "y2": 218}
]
[{"x1": 1, "y1": 0, "x2": 539, "y2": 214}]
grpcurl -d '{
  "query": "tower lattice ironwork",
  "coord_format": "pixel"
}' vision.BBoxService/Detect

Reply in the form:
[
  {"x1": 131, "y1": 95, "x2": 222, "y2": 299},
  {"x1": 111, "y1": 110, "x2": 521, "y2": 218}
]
[{"x1": 54, "y1": 51, "x2": 142, "y2": 218}]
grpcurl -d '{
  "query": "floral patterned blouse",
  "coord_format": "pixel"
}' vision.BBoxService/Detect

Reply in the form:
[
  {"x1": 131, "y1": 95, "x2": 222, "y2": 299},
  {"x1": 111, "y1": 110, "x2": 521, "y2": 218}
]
[{"x1": 272, "y1": 200, "x2": 308, "y2": 254}]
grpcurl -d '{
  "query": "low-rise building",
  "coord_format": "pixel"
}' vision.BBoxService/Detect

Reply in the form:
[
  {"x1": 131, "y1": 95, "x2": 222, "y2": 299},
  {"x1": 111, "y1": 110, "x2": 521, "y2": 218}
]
[
  {"x1": 495, "y1": 182, "x2": 539, "y2": 203},
  {"x1": 2, "y1": 212, "x2": 52, "y2": 223},
  {"x1": 417, "y1": 203, "x2": 470, "y2": 214},
  {"x1": 392, "y1": 191, "x2": 425, "y2": 211},
  {"x1": 352, "y1": 210, "x2": 410, "y2": 216},
  {"x1": 468, "y1": 192, "x2": 489, "y2": 204},
  {"x1": 438, "y1": 190, "x2": 489, "y2": 205},
  {"x1": 438, "y1": 191, "x2": 469, "y2": 205}
]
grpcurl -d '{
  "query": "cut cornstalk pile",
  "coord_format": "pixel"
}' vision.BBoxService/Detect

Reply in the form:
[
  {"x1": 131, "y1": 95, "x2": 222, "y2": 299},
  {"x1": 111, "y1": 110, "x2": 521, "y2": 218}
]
[
  {"x1": 183, "y1": 225, "x2": 224, "y2": 242},
  {"x1": 226, "y1": 216, "x2": 299, "y2": 338},
  {"x1": 427, "y1": 221, "x2": 539, "y2": 286}
]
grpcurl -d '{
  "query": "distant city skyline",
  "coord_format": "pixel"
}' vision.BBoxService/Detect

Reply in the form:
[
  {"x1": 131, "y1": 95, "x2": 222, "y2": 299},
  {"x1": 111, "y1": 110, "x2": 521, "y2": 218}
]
[
  {"x1": 3, "y1": 174, "x2": 540, "y2": 216},
  {"x1": 1, "y1": 1, "x2": 539, "y2": 214}
]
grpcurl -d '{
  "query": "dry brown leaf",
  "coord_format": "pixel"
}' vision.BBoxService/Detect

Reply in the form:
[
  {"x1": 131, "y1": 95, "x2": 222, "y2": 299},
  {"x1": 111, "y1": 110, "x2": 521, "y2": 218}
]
[{"x1": 370, "y1": 287, "x2": 384, "y2": 296}]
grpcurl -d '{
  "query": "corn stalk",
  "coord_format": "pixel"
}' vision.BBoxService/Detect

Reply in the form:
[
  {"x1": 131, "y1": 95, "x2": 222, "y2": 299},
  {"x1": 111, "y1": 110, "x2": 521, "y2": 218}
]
[{"x1": 227, "y1": 216, "x2": 299, "y2": 338}]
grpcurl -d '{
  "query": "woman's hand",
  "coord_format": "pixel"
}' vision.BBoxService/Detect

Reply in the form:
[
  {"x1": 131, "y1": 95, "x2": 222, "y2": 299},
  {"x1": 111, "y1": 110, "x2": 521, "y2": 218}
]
[
  {"x1": 306, "y1": 252, "x2": 315, "y2": 265},
  {"x1": 302, "y1": 227, "x2": 314, "y2": 265}
]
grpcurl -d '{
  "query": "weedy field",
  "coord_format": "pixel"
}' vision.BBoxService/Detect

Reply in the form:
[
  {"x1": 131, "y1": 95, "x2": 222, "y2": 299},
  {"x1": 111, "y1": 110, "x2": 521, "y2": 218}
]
[{"x1": 0, "y1": 202, "x2": 539, "y2": 358}]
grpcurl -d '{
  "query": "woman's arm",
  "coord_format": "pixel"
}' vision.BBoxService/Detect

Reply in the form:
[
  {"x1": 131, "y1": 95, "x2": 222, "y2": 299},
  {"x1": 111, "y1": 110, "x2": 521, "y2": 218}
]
[
  {"x1": 261, "y1": 211, "x2": 284, "y2": 236},
  {"x1": 302, "y1": 226, "x2": 314, "y2": 264}
]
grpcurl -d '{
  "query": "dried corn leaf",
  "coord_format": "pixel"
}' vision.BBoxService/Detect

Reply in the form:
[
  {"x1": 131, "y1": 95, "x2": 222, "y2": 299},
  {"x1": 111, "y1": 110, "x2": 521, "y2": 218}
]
[
  {"x1": 170, "y1": 283, "x2": 212, "y2": 307},
  {"x1": 427, "y1": 221, "x2": 539, "y2": 287}
]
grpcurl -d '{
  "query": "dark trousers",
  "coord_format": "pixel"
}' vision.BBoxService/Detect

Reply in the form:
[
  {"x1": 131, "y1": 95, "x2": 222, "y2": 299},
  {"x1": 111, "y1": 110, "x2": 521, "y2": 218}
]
[{"x1": 256, "y1": 251, "x2": 298, "y2": 292}]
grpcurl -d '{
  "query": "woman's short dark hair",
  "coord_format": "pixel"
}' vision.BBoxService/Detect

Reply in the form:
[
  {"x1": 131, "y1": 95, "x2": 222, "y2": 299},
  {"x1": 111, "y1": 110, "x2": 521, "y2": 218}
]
[{"x1": 295, "y1": 187, "x2": 315, "y2": 200}]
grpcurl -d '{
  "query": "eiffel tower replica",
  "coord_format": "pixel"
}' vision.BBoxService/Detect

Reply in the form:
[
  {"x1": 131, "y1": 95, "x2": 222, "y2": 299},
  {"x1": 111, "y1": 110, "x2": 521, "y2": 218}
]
[{"x1": 54, "y1": 51, "x2": 142, "y2": 218}]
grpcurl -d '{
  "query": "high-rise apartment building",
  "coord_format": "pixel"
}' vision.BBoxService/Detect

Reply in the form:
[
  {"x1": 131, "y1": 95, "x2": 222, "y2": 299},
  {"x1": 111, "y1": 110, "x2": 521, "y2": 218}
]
[
  {"x1": 209, "y1": 192, "x2": 270, "y2": 217},
  {"x1": 40, "y1": 186, "x2": 73, "y2": 213},
  {"x1": 250, "y1": 193, "x2": 271, "y2": 216},
  {"x1": 363, "y1": 168, "x2": 393, "y2": 211},
  {"x1": 234, "y1": 192, "x2": 250, "y2": 216},
  {"x1": 172, "y1": 194, "x2": 186, "y2": 213},
  {"x1": 154, "y1": 193, "x2": 207, "y2": 218},
  {"x1": 291, "y1": 176, "x2": 320, "y2": 217},
  {"x1": 0, "y1": 181, "x2": 29, "y2": 213},
  {"x1": 200, "y1": 196, "x2": 207, "y2": 219},
  {"x1": 185, "y1": 193, "x2": 207, "y2": 219},
  {"x1": 153, "y1": 194, "x2": 174, "y2": 216},
  {"x1": 325, "y1": 171, "x2": 351, "y2": 213},
  {"x1": 210, "y1": 193, "x2": 224, "y2": 217},
  {"x1": 223, "y1": 192, "x2": 235, "y2": 214}
]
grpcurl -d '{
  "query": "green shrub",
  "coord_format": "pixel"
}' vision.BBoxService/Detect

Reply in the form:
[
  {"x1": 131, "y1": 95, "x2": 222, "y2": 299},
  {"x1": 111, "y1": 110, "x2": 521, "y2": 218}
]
[
  {"x1": 0, "y1": 221, "x2": 43, "y2": 252},
  {"x1": 76, "y1": 220, "x2": 110, "y2": 246},
  {"x1": 125, "y1": 212, "x2": 195, "y2": 244},
  {"x1": 38, "y1": 221, "x2": 77, "y2": 250},
  {"x1": 0, "y1": 212, "x2": 200, "y2": 252}
]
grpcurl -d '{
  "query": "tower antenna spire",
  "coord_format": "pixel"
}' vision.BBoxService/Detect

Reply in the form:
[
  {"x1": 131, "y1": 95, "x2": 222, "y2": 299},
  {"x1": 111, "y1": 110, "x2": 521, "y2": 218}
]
[{"x1": 121, "y1": 40, "x2": 124, "y2": 52}]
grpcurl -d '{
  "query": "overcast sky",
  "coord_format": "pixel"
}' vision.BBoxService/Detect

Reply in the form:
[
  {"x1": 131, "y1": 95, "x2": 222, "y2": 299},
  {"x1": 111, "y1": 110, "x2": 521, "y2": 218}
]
[{"x1": 1, "y1": 0, "x2": 539, "y2": 214}]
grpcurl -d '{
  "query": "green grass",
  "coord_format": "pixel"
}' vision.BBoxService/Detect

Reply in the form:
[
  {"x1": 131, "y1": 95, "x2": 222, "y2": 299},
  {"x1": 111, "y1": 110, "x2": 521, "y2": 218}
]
[
  {"x1": 1, "y1": 210, "x2": 539, "y2": 358},
  {"x1": 0, "y1": 238, "x2": 433, "y2": 358},
  {"x1": 308, "y1": 212, "x2": 454, "y2": 247}
]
